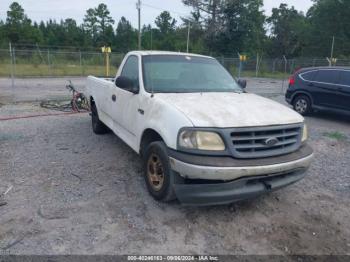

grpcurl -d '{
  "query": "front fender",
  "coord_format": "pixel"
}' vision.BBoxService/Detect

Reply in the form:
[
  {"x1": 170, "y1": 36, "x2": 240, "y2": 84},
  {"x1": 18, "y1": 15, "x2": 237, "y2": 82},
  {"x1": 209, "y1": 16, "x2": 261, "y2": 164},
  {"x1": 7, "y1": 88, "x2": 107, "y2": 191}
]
[{"x1": 136, "y1": 95, "x2": 193, "y2": 151}]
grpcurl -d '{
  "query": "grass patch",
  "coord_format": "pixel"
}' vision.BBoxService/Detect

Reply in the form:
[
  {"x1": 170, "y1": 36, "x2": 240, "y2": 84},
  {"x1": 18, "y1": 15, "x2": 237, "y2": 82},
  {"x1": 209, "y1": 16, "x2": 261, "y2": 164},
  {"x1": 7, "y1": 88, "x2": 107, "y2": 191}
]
[
  {"x1": 1, "y1": 62, "x2": 290, "y2": 79},
  {"x1": 229, "y1": 66, "x2": 290, "y2": 80},
  {"x1": 323, "y1": 131, "x2": 347, "y2": 141},
  {"x1": 0, "y1": 63, "x2": 118, "y2": 77}
]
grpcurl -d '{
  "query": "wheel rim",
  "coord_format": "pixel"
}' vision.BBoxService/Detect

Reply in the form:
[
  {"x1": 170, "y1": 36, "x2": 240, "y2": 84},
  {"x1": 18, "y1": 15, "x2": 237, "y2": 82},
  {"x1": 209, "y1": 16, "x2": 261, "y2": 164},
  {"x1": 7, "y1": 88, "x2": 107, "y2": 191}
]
[
  {"x1": 295, "y1": 99, "x2": 307, "y2": 113},
  {"x1": 147, "y1": 153, "x2": 165, "y2": 191}
]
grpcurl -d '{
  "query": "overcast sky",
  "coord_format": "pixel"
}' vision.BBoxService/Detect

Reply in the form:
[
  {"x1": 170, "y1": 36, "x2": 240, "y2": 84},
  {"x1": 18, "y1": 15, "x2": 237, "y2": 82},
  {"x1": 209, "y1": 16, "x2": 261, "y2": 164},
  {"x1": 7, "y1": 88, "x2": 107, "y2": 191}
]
[{"x1": 0, "y1": 0, "x2": 313, "y2": 28}]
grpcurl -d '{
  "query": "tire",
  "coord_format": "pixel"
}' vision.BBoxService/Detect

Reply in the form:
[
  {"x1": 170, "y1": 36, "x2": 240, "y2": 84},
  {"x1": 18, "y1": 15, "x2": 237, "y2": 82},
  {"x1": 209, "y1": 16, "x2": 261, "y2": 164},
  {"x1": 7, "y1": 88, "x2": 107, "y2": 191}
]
[
  {"x1": 91, "y1": 103, "x2": 109, "y2": 134},
  {"x1": 293, "y1": 95, "x2": 312, "y2": 115},
  {"x1": 143, "y1": 141, "x2": 176, "y2": 202}
]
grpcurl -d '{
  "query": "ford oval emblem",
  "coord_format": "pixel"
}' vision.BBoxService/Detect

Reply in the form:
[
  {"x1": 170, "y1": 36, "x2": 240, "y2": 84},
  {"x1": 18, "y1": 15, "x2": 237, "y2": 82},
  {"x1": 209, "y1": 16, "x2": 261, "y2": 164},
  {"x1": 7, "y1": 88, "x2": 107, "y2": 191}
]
[{"x1": 264, "y1": 137, "x2": 279, "y2": 147}]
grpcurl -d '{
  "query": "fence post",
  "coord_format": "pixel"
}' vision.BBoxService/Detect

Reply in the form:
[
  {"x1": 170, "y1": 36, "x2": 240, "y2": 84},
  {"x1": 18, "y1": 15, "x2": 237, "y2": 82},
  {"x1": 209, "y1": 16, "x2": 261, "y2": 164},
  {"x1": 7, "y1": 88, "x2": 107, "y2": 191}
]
[
  {"x1": 47, "y1": 49, "x2": 51, "y2": 76},
  {"x1": 272, "y1": 59, "x2": 276, "y2": 74},
  {"x1": 255, "y1": 53, "x2": 259, "y2": 77},
  {"x1": 79, "y1": 51, "x2": 83, "y2": 76},
  {"x1": 290, "y1": 59, "x2": 295, "y2": 74},
  {"x1": 9, "y1": 42, "x2": 14, "y2": 89},
  {"x1": 237, "y1": 52, "x2": 242, "y2": 79},
  {"x1": 13, "y1": 47, "x2": 16, "y2": 76},
  {"x1": 281, "y1": 55, "x2": 287, "y2": 94}
]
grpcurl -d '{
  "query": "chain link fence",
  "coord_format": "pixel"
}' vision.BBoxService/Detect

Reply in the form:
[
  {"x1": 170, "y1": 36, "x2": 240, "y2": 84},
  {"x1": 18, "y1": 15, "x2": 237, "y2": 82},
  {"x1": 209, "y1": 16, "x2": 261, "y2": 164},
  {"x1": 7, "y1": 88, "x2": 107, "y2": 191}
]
[
  {"x1": 0, "y1": 48, "x2": 125, "y2": 79},
  {"x1": 2, "y1": 47, "x2": 350, "y2": 84},
  {"x1": 217, "y1": 56, "x2": 350, "y2": 80}
]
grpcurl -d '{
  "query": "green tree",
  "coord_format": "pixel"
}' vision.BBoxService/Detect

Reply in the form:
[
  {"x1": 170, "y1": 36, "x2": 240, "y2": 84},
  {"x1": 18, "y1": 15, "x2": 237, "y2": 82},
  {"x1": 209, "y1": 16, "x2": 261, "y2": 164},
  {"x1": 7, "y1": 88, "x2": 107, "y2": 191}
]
[
  {"x1": 183, "y1": 0, "x2": 266, "y2": 56},
  {"x1": 61, "y1": 19, "x2": 87, "y2": 47},
  {"x1": 154, "y1": 11, "x2": 177, "y2": 50},
  {"x1": 0, "y1": 20, "x2": 6, "y2": 47},
  {"x1": 219, "y1": 0, "x2": 266, "y2": 55},
  {"x1": 182, "y1": 0, "x2": 224, "y2": 33},
  {"x1": 305, "y1": 0, "x2": 350, "y2": 57},
  {"x1": 83, "y1": 8, "x2": 98, "y2": 38},
  {"x1": 182, "y1": 0, "x2": 224, "y2": 53},
  {"x1": 95, "y1": 3, "x2": 115, "y2": 44},
  {"x1": 5, "y1": 2, "x2": 42, "y2": 44},
  {"x1": 83, "y1": 3, "x2": 115, "y2": 46},
  {"x1": 155, "y1": 11, "x2": 177, "y2": 35},
  {"x1": 115, "y1": 17, "x2": 137, "y2": 52},
  {"x1": 267, "y1": 3, "x2": 307, "y2": 57}
]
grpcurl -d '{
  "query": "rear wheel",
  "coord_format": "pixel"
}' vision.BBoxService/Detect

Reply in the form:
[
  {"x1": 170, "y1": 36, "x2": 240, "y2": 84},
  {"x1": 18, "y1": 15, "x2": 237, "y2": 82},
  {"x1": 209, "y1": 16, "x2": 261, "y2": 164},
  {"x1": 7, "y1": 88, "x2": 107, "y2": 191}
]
[
  {"x1": 143, "y1": 141, "x2": 176, "y2": 202},
  {"x1": 91, "y1": 103, "x2": 109, "y2": 134},
  {"x1": 293, "y1": 95, "x2": 311, "y2": 115}
]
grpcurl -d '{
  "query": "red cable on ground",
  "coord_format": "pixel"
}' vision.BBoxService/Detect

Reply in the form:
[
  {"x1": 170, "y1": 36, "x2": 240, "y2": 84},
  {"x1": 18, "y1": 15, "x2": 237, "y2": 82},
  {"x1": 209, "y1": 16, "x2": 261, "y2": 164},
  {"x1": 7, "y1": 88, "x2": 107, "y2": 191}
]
[{"x1": 0, "y1": 111, "x2": 89, "y2": 121}]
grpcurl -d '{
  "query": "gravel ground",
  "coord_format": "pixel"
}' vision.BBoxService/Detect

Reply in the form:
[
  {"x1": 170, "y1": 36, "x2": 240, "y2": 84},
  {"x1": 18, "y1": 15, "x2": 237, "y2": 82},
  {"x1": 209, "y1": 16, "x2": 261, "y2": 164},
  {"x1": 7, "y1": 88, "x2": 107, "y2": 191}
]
[{"x1": 0, "y1": 77, "x2": 349, "y2": 255}]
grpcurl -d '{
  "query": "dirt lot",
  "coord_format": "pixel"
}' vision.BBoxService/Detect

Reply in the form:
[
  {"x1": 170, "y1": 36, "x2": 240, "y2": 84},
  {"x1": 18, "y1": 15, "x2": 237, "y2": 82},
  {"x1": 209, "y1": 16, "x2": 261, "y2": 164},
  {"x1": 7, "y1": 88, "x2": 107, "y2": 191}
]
[{"x1": 0, "y1": 78, "x2": 349, "y2": 255}]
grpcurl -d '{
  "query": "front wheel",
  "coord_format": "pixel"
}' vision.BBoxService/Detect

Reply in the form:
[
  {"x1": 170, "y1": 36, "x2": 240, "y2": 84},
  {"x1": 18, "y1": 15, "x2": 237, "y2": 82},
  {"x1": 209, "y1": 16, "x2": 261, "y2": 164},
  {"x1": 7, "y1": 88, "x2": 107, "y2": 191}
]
[
  {"x1": 293, "y1": 95, "x2": 311, "y2": 115},
  {"x1": 143, "y1": 141, "x2": 176, "y2": 202}
]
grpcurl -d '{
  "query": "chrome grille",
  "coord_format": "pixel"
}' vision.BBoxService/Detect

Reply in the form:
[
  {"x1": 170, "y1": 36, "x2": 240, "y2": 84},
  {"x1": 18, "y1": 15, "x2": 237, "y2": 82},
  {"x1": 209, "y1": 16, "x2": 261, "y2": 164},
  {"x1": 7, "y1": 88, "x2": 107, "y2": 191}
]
[{"x1": 229, "y1": 124, "x2": 302, "y2": 158}]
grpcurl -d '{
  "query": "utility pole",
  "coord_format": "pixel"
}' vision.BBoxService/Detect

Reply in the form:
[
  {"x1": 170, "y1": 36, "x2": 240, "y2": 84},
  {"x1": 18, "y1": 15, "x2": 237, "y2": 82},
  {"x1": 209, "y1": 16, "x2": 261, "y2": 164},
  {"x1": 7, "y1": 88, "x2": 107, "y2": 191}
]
[
  {"x1": 330, "y1": 36, "x2": 335, "y2": 66},
  {"x1": 186, "y1": 22, "x2": 191, "y2": 53},
  {"x1": 136, "y1": 0, "x2": 141, "y2": 50}
]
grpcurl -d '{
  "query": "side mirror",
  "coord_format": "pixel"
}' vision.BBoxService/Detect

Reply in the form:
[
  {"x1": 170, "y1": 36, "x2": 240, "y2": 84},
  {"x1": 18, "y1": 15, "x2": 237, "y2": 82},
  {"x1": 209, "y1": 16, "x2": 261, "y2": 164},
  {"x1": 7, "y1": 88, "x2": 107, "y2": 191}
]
[
  {"x1": 238, "y1": 79, "x2": 247, "y2": 89},
  {"x1": 115, "y1": 76, "x2": 139, "y2": 94}
]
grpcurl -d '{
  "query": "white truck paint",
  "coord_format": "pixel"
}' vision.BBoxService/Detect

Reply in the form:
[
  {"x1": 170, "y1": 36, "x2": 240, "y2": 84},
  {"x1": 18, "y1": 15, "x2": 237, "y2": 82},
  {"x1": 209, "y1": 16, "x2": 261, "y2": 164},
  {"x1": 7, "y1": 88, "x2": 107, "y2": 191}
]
[{"x1": 85, "y1": 51, "x2": 313, "y2": 205}]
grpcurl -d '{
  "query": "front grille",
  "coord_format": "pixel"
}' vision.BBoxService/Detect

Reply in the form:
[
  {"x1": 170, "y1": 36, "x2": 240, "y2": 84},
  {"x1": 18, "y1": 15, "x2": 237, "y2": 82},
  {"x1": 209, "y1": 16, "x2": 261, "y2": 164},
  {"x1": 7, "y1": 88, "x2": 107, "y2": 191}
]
[{"x1": 228, "y1": 124, "x2": 302, "y2": 158}]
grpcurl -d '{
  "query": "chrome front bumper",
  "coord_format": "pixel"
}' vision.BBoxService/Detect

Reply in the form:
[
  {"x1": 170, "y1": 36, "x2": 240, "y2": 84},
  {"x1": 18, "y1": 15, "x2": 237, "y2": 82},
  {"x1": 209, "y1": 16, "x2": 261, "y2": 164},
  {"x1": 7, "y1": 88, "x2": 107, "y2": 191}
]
[{"x1": 169, "y1": 153, "x2": 313, "y2": 181}]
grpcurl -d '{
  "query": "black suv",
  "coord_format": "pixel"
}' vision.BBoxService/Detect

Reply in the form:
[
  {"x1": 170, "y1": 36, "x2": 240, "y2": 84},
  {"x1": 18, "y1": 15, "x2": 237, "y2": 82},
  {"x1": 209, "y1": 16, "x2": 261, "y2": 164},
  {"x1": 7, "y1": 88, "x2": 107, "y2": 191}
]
[{"x1": 285, "y1": 67, "x2": 350, "y2": 115}]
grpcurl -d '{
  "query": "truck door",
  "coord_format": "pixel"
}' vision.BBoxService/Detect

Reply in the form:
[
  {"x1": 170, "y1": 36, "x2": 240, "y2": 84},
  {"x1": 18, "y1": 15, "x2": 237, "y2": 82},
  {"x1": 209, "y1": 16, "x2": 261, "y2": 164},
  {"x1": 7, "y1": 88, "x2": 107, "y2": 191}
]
[{"x1": 113, "y1": 55, "x2": 141, "y2": 148}]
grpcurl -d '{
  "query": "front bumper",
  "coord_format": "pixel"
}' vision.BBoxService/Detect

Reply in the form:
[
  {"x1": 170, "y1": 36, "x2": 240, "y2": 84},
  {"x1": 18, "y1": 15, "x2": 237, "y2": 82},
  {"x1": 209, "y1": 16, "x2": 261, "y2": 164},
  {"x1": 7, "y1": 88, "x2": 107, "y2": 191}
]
[
  {"x1": 169, "y1": 145, "x2": 313, "y2": 181},
  {"x1": 168, "y1": 145, "x2": 313, "y2": 206},
  {"x1": 173, "y1": 169, "x2": 307, "y2": 206}
]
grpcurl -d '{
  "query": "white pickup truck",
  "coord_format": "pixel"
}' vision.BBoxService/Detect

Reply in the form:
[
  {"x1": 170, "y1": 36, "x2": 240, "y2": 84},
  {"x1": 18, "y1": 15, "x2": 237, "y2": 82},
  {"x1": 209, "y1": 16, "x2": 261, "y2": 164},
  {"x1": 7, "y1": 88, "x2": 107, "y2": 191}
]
[{"x1": 86, "y1": 51, "x2": 313, "y2": 206}]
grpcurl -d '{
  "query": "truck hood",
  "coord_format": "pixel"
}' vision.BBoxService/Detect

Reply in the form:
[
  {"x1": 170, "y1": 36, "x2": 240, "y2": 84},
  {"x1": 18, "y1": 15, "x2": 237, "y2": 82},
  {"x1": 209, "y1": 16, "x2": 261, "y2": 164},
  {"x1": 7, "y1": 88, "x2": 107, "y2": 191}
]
[{"x1": 156, "y1": 92, "x2": 303, "y2": 127}]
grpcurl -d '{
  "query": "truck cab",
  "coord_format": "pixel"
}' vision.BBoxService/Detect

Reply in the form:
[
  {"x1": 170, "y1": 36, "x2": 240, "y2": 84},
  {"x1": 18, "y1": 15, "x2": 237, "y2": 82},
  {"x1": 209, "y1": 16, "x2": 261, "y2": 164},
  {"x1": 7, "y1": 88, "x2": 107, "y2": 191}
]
[{"x1": 85, "y1": 51, "x2": 313, "y2": 206}]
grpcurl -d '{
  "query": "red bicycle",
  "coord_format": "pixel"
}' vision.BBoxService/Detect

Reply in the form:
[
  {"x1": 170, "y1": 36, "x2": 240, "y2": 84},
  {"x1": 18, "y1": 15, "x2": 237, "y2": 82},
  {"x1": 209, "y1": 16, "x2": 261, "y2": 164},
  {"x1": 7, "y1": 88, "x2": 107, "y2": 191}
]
[{"x1": 66, "y1": 80, "x2": 89, "y2": 112}]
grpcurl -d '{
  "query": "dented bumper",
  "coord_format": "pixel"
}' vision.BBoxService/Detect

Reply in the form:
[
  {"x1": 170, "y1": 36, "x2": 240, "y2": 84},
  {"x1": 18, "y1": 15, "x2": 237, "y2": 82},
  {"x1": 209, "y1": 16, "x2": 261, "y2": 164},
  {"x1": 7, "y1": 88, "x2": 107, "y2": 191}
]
[
  {"x1": 168, "y1": 144, "x2": 313, "y2": 206},
  {"x1": 169, "y1": 144, "x2": 313, "y2": 181}
]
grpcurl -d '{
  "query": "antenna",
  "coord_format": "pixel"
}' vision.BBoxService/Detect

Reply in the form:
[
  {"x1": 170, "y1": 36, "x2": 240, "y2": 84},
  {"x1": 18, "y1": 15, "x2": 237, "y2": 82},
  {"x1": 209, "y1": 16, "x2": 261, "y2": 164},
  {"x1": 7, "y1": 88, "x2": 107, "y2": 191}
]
[{"x1": 150, "y1": 54, "x2": 154, "y2": 98}]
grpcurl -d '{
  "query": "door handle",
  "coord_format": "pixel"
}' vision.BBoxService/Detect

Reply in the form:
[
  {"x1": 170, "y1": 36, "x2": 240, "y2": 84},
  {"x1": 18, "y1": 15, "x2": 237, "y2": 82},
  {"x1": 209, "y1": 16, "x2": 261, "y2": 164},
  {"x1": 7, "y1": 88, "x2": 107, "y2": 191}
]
[
  {"x1": 308, "y1": 82, "x2": 314, "y2": 87},
  {"x1": 111, "y1": 94, "x2": 116, "y2": 102}
]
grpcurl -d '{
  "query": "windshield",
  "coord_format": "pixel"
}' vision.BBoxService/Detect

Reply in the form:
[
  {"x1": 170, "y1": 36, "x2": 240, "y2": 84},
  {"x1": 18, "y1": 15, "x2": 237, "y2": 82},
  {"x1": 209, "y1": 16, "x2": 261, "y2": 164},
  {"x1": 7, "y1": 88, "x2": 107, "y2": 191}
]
[{"x1": 142, "y1": 55, "x2": 242, "y2": 93}]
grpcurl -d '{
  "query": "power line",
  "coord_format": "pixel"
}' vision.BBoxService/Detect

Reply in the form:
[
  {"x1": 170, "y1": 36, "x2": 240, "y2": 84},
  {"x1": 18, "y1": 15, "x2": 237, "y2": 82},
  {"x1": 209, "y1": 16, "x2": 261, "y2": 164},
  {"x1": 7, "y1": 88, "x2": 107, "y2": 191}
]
[{"x1": 142, "y1": 2, "x2": 189, "y2": 17}]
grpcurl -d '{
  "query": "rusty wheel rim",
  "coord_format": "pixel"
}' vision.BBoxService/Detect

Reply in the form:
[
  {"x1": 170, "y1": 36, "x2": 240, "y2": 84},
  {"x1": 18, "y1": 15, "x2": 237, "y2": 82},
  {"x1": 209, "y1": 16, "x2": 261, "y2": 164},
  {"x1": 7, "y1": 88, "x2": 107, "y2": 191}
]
[{"x1": 147, "y1": 153, "x2": 164, "y2": 191}]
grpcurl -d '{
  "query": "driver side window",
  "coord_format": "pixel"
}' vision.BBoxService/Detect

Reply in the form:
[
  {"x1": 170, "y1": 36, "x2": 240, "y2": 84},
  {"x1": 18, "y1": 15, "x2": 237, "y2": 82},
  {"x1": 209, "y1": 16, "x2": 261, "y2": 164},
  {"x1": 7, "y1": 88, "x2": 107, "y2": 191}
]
[{"x1": 120, "y1": 56, "x2": 139, "y2": 89}]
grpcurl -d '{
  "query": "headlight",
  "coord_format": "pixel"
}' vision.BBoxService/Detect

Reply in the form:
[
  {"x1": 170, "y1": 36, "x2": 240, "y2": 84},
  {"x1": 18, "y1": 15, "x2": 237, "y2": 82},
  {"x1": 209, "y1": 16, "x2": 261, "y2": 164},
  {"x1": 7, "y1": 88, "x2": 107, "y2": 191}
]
[
  {"x1": 178, "y1": 130, "x2": 225, "y2": 151},
  {"x1": 302, "y1": 124, "x2": 308, "y2": 142}
]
